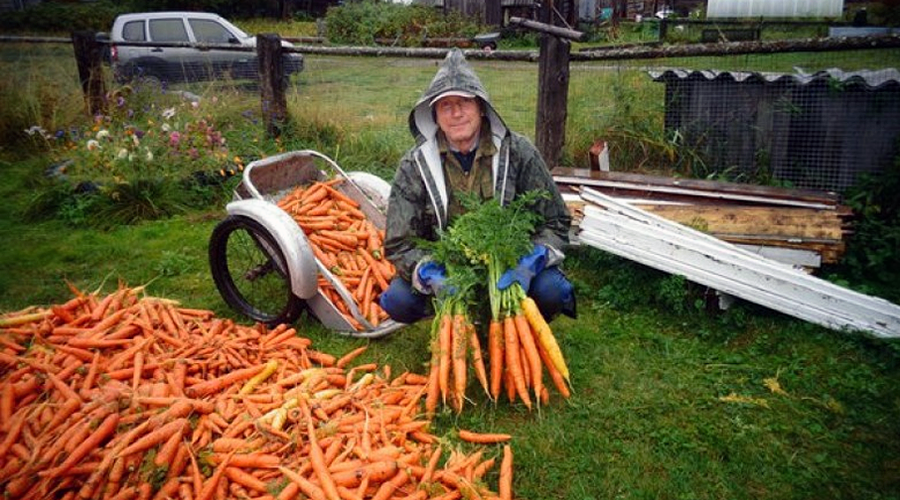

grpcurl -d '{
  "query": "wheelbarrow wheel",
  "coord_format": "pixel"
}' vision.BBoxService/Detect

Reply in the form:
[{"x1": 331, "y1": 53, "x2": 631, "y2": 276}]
[{"x1": 209, "y1": 215, "x2": 303, "y2": 327}]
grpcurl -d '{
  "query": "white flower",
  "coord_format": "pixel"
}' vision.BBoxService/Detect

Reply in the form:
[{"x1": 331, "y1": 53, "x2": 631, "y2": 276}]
[
  {"x1": 131, "y1": 134, "x2": 140, "y2": 146},
  {"x1": 162, "y1": 107, "x2": 176, "y2": 120},
  {"x1": 86, "y1": 139, "x2": 100, "y2": 151},
  {"x1": 24, "y1": 125, "x2": 49, "y2": 138},
  {"x1": 161, "y1": 123, "x2": 171, "y2": 133},
  {"x1": 117, "y1": 148, "x2": 129, "y2": 159},
  {"x1": 145, "y1": 149, "x2": 154, "y2": 162},
  {"x1": 96, "y1": 129, "x2": 110, "y2": 140}
]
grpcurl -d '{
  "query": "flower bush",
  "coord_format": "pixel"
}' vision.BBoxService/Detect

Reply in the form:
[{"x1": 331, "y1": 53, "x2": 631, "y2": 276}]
[
  {"x1": 24, "y1": 81, "x2": 256, "y2": 226},
  {"x1": 33, "y1": 84, "x2": 243, "y2": 185}
]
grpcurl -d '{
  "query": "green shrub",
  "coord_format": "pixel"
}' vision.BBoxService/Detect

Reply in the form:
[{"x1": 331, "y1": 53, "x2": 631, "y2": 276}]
[
  {"x1": 0, "y1": 0, "x2": 132, "y2": 33},
  {"x1": 325, "y1": 1, "x2": 483, "y2": 46},
  {"x1": 832, "y1": 157, "x2": 900, "y2": 303}
]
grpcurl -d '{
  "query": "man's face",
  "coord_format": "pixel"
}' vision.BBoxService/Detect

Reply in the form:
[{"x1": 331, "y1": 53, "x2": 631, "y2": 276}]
[{"x1": 434, "y1": 96, "x2": 482, "y2": 153}]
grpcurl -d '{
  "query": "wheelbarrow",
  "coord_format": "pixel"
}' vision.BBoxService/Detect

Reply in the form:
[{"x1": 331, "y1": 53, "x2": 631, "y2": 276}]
[{"x1": 208, "y1": 150, "x2": 403, "y2": 338}]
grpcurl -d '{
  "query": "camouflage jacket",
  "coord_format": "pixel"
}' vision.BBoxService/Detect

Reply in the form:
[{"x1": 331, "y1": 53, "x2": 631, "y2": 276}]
[{"x1": 384, "y1": 49, "x2": 572, "y2": 282}]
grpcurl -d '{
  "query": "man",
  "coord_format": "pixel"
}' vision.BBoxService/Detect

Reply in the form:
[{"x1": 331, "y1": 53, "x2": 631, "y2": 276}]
[{"x1": 379, "y1": 48, "x2": 576, "y2": 324}]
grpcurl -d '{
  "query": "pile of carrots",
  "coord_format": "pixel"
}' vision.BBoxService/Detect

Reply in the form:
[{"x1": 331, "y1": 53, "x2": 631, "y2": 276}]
[
  {"x1": 275, "y1": 179, "x2": 395, "y2": 330},
  {"x1": 0, "y1": 284, "x2": 517, "y2": 500}
]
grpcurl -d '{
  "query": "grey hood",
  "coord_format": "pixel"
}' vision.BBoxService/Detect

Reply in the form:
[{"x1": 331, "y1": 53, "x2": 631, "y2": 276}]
[{"x1": 408, "y1": 48, "x2": 508, "y2": 144}]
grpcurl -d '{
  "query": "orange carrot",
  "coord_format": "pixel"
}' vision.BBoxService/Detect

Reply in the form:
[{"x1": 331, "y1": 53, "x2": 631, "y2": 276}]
[
  {"x1": 488, "y1": 319, "x2": 504, "y2": 401},
  {"x1": 278, "y1": 466, "x2": 327, "y2": 500},
  {"x1": 185, "y1": 363, "x2": 269, "y2": 398},
  {"x1": 536, "y1": 341, "x2": 571, "y2": 399},
  {"x1": 224, "y1": 466, "x2": 269, "y2": 493},
  {"x1": 438, "y1": 313, "x2": 452, "y2": 405},
  {"x1": 119, "y1": 418, "x2": 190, "y2": 457},
  {"x1": 458, "y1": 429, "x2": 512, "y2": 444},
  {"x1": 467, "y1": 322, "x2": 489, "y2": 398},
  {"x1": 0, "y1": 383, "x2": 12, "y2": 431},
  {"x1": 371, "y1": 467, "x2": 410, "y2": 500},
  {"x1": 421, "y1": 445, "x2": 442, "y2": 484},
  {"x1": 153, "y1": 423, "x2": 184, "y2": 467},
  {"x1": 197, "y1": 451, "x2": 233, "y2": 500},
  {"x1": 451, "y1": 313, "x2": 468, "y2": 413},
  {"x1": 323, "y1": 185, "x2": 360, "y2": 209},
  {"x1": 499, "y1": 445, "x2": 513, "y2": 500},
  {"x1": 503, "y1": 316, "x2": 530, "y2": 409},
  {"x1": 301, "y1": 399, "x2": 342, "y2": 500},
  {"x1": 424, "y1": 337, "x2": 441, "y2": 417},
  {"x1": 514, "y1": 313, "x2": 542, "y2": 403},
  {"x1": 47, "y1": 412, "x2": 120, "y2": 478}
]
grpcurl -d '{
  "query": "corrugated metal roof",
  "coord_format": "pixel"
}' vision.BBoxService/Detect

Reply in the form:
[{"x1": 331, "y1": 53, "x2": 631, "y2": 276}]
[
  {"x1": 707, "y1": 0, "x2": 844, "y2": 19},
  {"x1": 649, "y1": 67, "x2": 900, "y2": 89}
]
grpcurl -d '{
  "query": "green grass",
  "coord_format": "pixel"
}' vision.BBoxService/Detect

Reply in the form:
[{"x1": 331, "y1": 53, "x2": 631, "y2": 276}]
[{"x1": 2, "y1": 41, "x2": 900, "y2": 500}]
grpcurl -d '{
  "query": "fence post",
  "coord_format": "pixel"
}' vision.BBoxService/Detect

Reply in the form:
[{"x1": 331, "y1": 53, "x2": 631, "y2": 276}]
[
  {"x1": 535, "y1": 34, "x2": 570, "y2": 169},
  {"x1": 72, "y1": 31, "x2": 106, "y2": 116},
  {"x1": 258, "y1": 33, "x2": 288, "y2": 138}
]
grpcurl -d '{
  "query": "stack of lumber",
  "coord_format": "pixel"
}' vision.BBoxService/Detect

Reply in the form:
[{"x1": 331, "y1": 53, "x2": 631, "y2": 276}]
[
  {"x1": 575, "y1": 188, "x2": 900, "y2": 339},
  {"x1": 553, "y1": 168, "x2": 853, "y2": 268}
]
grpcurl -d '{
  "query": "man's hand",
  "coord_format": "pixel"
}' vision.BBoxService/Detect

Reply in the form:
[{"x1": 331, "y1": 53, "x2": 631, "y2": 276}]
[
  {"x1": 497, "y1": 244, "x2": 548, "y2": 292},
  {"x1": 414, "y1": 260, "x2": 451, "y2": 296}
]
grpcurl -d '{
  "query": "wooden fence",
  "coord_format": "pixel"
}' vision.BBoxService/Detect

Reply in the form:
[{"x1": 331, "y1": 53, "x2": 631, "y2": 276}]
[{"x1": 3, "y1": 30, "x2": 900, "y2": 168}]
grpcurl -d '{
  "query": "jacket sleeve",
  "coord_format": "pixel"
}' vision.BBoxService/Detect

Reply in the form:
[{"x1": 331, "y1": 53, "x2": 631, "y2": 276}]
[
  {"x1": 383, "y1": 151, "x2": 434, "y2": 282},
  {"x1": 508, "y1": 134, "x2": 572, "y2": 259}
]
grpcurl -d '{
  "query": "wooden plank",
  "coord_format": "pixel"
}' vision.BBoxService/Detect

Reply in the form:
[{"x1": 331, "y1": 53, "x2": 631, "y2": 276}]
[
  {"x1": 733, "y1": 245, "x2": 822, "y2": 268},
  {"x1": 554, "y1": 175, "x2": 837, "y2": 209},
  {"x1": 635, "y1": 204, "x2": 846, "y2": 240},
  {"x1": 552, "y1": 167, "x2": 841, "y2": 205},
  {"x1": 580, "y1": 221, "x2": 896, "y2": 337},
  {"x1": 578, "y1": 188, "x2": 900, "y2": 339}
]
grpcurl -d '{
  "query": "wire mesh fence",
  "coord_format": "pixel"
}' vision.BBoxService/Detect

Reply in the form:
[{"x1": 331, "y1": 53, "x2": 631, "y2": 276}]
[{"x1": 3, "y1": 35, "x2": 899, "y2": 194}]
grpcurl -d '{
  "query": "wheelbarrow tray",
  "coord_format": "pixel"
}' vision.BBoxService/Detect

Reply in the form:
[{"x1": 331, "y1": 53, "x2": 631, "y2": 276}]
[{"x1": 233, "y1": 150, "x2": 402, "y2": 338}]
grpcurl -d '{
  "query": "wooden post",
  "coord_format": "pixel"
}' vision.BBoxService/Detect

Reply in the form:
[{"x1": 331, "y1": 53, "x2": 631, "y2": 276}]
[
  {"x1": 72, "y1": 31, "x2": 106, "y2": 116},
  {"x1": 484, "y1": 0, "x2": 502, "y2": 26},
  {"x1": 258, "y1": 33, "x2": 288, "y2": 138},
  {"x1": 535, "y1": 34, "x2": 570, "y2": 169}
]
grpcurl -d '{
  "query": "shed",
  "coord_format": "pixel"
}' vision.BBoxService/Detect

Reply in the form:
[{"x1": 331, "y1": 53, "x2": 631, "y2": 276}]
[
  {"x1": 706, "y1": 0, "x2": 844, "y2": 19},
  {"x1": 651, "y1": 68, "x2": 900, "y2": 192}
]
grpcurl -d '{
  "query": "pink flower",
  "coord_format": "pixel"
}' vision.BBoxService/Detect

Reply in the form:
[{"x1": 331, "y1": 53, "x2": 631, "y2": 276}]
[{"x1": 169, "y1": 131, "x2": 181, "y2": 147}]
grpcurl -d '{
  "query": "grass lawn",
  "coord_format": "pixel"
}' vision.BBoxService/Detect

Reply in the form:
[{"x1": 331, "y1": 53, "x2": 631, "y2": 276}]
[{"x1": 1, "y1": 44, "x2": 900, "y2": 500}]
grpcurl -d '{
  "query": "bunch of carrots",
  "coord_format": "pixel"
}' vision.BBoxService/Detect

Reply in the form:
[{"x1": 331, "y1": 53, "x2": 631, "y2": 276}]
[
  {"x1": 424, "y1": 296, "x2": 489, "y2": 417},
  {"x1": 275, "y1": 179, "x2": 395, "y2": 330},
  {"x1": 0, "y1": 283, "x2": 518, "y2": 500},
  {"x1": 422, "y1": 193, "x2": 571, "y2": 414}
]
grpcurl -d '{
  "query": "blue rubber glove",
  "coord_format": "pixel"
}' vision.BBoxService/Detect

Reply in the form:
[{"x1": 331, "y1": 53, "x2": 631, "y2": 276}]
[
  {"x1": 415, "y1": 260, "x2": 451, "y2": 296},
  {"x1": 497, "y1": 244, "x2": 549, "y2": 292}
]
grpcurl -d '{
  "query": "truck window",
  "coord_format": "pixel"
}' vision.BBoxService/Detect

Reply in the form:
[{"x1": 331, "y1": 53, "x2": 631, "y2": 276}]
[
  {"x1": 190, "y1": 19, "x2": 234, "y2": 44},
  {"x1": 122, "y1": 20, "x2": 146, "y2": 42},
  {"x1": 149, "y1": 19, "x2": 190, "y2": 43}
]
